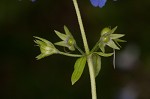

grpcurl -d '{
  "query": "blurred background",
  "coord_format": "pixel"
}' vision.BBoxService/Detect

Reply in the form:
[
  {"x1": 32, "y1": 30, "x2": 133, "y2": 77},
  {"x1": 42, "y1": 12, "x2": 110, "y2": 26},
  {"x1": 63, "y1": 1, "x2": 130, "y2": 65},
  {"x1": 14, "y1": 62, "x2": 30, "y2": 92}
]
[{"x1": 1, "y1": 0, "x2": 150, "y2": 99}]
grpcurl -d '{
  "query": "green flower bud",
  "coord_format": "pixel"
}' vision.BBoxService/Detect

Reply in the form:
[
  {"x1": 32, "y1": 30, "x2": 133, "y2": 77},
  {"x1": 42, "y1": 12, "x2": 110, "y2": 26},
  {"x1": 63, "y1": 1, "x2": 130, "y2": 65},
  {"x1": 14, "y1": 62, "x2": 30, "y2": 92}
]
[
  {"x1": 99, "y1": 26, "x2": 125, "y2": 52},
  {"x1": 34, "y1": 36, "x2": 58, "y2": 60},
  {"x1": 67, "y1": 37, "x2": 76, "y2": 51},
  {"x1": 67, "y1": 38, "x2": 75, "y2": 46},
  {"x1": 101, "y1": 27, "x2": 111, "y2": 36},
  {"x1": 102, "y1": 36, "x2": 110, "y2": 43},
  {"x1": 54, "y1": 25, "x2": 76, "y2": 51}
]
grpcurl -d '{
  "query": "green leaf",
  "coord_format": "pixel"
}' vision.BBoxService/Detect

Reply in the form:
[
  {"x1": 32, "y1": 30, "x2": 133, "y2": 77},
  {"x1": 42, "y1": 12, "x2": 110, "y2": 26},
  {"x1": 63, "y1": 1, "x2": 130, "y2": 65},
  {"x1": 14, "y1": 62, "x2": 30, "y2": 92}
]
[
  {"x1": 34, "y1": 39, "x2": 46, "y2": 46},
  {"x1": 107, "y1": 40, "x2": 120, "y2": 50},
  {"x1": 92, "y1": 54, "x2": 101, "y2": 77},
  {"x1": 115, "y1": 39, "x2": 127, "y2": 42},
  {"x1": 54, "y1": 30, "x2": 67, "y2": 41},
  {"x1": 110, "y1": 34, "x2": 125, "y2": 39},
  {"x1": 110, "y1": 26, "x2": 118, "y2": 34},
  {"x1": 114, "y1": 40, "x2": 122, "y2": 48},
  {"x1": 64, "y1": 25, "x2": 72, "y2": 36},
  {"x1": 36, "y1": 54, "x2": 45, "y2": 60},
  {"x1": 34, "y1": 36, "x2": 54, "y2": 46},
  {"x1": 54, "y1": 41, "x2": 68, "y2": 47},
  {"x1": 99, "y1": 43, "x2": 105, "y2": 53},
  {"x1": 71, "y1": 56, "x2": 87, "y2": 85},
  {"x1": 95, "y1": 52, "x2": 113, "y2": 57}
]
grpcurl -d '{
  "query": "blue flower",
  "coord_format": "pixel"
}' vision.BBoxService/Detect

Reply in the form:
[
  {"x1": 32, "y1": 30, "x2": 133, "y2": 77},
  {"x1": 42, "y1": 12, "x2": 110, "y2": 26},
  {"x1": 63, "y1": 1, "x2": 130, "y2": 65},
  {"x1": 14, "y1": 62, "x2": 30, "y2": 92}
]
[{"x1": 90, "y1": 0, "x2": 107, "y2": 8}]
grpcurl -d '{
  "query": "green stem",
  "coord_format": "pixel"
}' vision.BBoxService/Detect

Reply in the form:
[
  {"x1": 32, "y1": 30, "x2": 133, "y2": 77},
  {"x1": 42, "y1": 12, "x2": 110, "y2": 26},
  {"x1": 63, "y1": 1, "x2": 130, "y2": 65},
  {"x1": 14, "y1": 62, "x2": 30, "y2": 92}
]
[
  {"x1": 87, "y1": 55, "x2": 97, "y2": 99},
  {"x1": 72, "y1": 0, "x2": 89, "y2": 54},
  {"x1": 75, "y1": 44, "x2": 85, "y2": 55},
  {"x1": 72, "y1": 0, "x2": 97, "y2": 99},
  {"x1": 113, "y1": 49, "x2": 116, "y2": 68},
  {"x1": 91, "y1": 40, "x2": 101, "y2": 53},
  {"x1": 58, "y1": 51, "x2": 82, "y2": 57}
]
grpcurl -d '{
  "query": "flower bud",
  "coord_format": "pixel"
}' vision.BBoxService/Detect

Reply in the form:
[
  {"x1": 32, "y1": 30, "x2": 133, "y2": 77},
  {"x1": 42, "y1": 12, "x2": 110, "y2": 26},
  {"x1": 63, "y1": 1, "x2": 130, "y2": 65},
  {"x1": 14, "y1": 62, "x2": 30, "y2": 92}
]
[
  {"x1": 34, "y1": 36, "x2": 58, "y2": 60},
  {"x1": 101, "y1": 27, "x2": 111, "y2": 36},
  {"x1": 54, "y1": 26, "x2": 76, "y2": 51},
  {"x1": 102, "y1": 36, "x2": 110, "y2": 43}
]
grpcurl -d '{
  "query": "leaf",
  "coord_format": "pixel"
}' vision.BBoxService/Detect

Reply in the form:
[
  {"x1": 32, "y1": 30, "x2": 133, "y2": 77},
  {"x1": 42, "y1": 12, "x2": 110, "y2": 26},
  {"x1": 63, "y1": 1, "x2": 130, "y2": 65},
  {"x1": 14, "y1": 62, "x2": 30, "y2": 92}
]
[
  {"x1": 71, "y1": 56, "x2": 87, "y2": 85},
  {"x1": 115, "y1": 39, "x2": 127, "y2": 42},
  {"x1": 92, "y1": 54, "x2": 101, "y2": 77},
  {"x1": 110, "y1": 34, "x2": 125, "y2": 39},
  {"x1": 114, "y1": 39, "x2": 122, "y2": 48},
  {"x1": 107, "y1": 40, "x2": 120, "y2": 50},
  {"x1": 99, "y1": 43, "x2": 105, "y2": 53},
  {"x1": 64, "y1": 25, "x2": 72, "y2": 36},
  {"x1": 110, "y1": 26, "x2": 118, "y2": 34},
  {"x1": 54, "y1": 41, "x2": 68, "y2": 47},
  {"x1": 34, "y1": 39, "x2": 46, "y2": 46},
  {"x1": 34, "y1": 36, "x2": 54, "y2": 46},
  {"x1": 54, "y1": 30, "x2": 67, "y2": 41},
  {"x1": 114, "y1": 39, "x2": 126, "y2": 48},
  {"x1": 95, "y1": 52, "x2": 113, "y2": 57}
]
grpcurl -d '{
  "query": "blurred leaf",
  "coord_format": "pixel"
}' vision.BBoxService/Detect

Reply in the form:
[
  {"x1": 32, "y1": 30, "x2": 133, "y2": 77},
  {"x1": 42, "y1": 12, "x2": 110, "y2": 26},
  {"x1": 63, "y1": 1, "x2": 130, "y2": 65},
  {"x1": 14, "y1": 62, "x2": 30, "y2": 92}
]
[
  {"x1": 95, "y1": 52, "x2": 113, "y2": 57},
  {"x1": 34, "y1": 36, "x2": 54, "y2": 46},
  {"x1": 71, "y1": 56, "x2": 87, "y2": 85},
  {"x1": 54, "y1": 41, "x2": 67, "y2": 47},
  {"x1": 92, "y1": 54, "x2": 101, "y2": 77},
  {"x1": 110, "y1": 34, "x2": 125, "y2": 39},
  {"x1": 115, "y1": 39, "x2": 127, "y2": 42},
  {"x1": 64, "y1": 25, "x2": 72, "y2": 36},
  {"x1": 114, "y1": 40, "x2": 122, "y2": 48},
  {"x1": 34, "y1": 36, "x2": 58, "y2": 60},
  {"x1": 107, "y1": 40, "x2": 119, "y2": 50},
  {"x1": 99, "y1": 43, "x2": 105, "y2": 53},
  {"x1": 110, "y1": 26, "x2": 118, "y2": 34},
  {"x1": 54, "y1": 30, "x2": 67, "y2": 41}
]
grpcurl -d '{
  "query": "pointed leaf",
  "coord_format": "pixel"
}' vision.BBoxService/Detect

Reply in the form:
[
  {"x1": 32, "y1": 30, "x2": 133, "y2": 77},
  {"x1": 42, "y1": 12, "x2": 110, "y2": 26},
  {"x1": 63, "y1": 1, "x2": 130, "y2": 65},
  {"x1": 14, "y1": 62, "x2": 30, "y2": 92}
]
[
  {"x1": 107, "y1": 40, "x2": 120, "y2": 50},
  {"x1": 115, "y1": 39, "x2": 127, "y2": 42},
  {"x1": 34, "y1": 40, "x2": 46, "y2": 46},
  {"x1": 110, "y1": 26, "x2": 118, "y2": 34},
  {"x1": 110, "y1": 34, "x2": 125, "y2": 39},
  {"x1": 95, "y1": 52, "x2": 113, "y2": 57},
  {"x1": 68, "y1": 45, "x2": 75, "y2": 51},
  {"x1": 99, "y1": 43, "x2": 105, "y2": 53},
  {"x1": 54, "y1": 41, "x2": 68, "y2": 47},
  {"x1": 36, "y1": 54, "x2": 45, "y2": 60},
  {"x1": 114, "y1": 40, "x2": 122, "y2": 48},
  {"x1": 92, "y1": 54, "x2": 101, "y2": 77},
  {"x1": 54, "y1": 30, "x2": 67, "y2": 41},
  {"x1": 64, "y1": 25, "x2": 72, "y2": 36},
  {"x1": 34, "y1": 36, "x2": 53, "y2": 46},
  {"x1": 71, "y1": 56, "x2": 87, "y2": 85}
]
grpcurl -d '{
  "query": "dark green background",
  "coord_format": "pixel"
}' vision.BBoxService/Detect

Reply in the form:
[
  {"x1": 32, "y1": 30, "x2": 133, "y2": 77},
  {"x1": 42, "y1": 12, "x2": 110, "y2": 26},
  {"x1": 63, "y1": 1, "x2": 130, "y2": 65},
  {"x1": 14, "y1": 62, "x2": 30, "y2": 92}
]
[{"x1": 1, "y1": 0, "x2": 150, "y2": 99}]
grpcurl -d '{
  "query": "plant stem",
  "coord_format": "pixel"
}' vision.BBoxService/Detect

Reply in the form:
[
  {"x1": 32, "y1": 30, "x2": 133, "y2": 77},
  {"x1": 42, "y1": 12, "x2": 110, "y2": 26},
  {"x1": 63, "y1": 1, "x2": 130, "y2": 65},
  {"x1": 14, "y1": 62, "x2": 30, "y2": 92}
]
[
  {"x1": 58, "y1": 51, "x2": 82, "y2": 57},
  {"x1": 72, "y1": 0, "x2": 89, "y2": 54},
  {"x1": 74, "y1": 44, "x2": 85, "y2": 55},
  {"x1": 91, "y1": 40, "x2": 101, "y2": 53},
  {"x1": 87, "y1": 54, "x2": 97, "y2": 99},
  {"x1": 72, "y1": 0, "x2": 97, "y2": 99}
]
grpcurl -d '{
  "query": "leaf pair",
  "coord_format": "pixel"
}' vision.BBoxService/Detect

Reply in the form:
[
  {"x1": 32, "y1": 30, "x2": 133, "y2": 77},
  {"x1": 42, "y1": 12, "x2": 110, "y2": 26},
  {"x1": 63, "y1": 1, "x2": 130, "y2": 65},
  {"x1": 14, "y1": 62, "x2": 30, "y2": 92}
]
[{"x1": 71, "y1": 52, "x2": 113, "y2": 85}]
